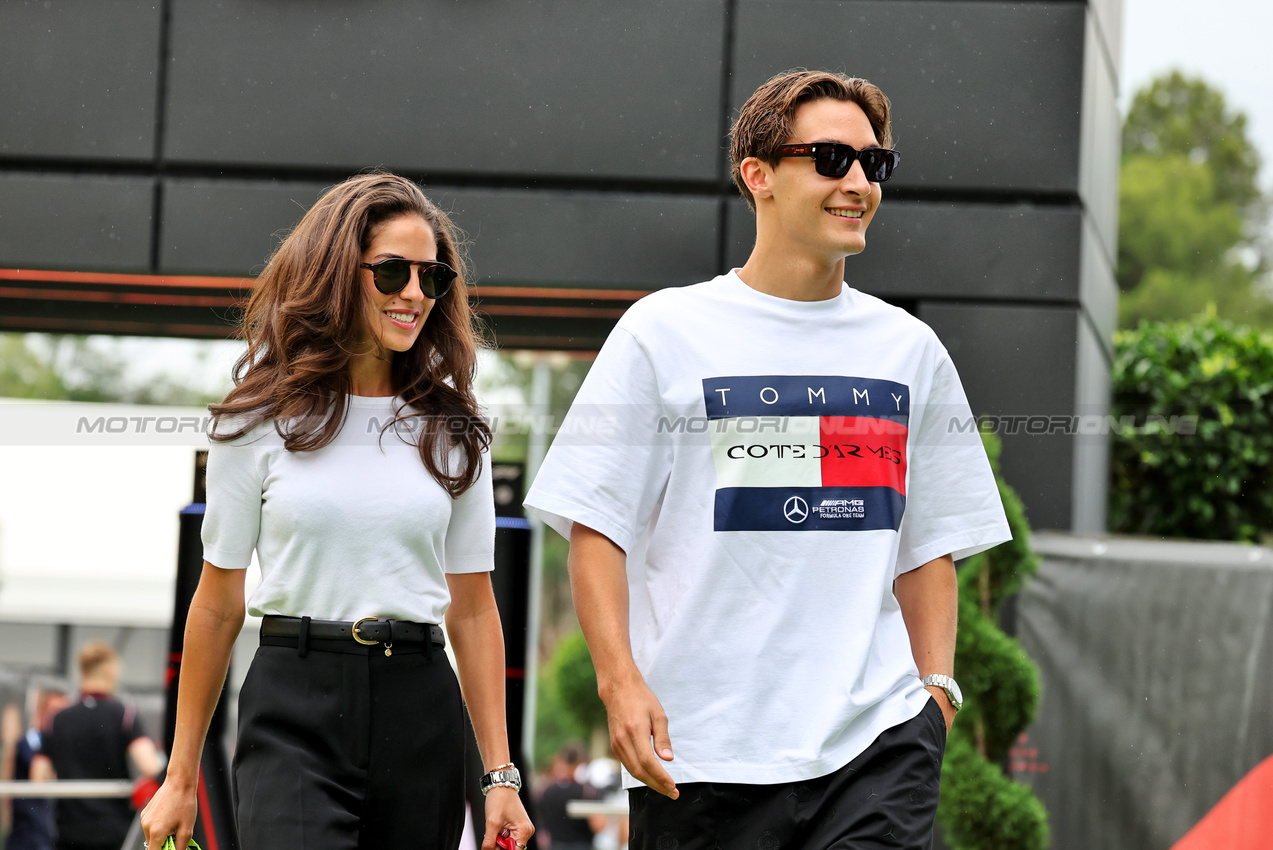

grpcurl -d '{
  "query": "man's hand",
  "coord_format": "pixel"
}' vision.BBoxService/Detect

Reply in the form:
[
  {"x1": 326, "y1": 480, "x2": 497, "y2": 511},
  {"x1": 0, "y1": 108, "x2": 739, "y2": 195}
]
[
  {"x1": 603, "y1": 676, "x2": 678, "y2": 799},
  {"x1": 925, "y1": 685, "x2": 956, "y2": 734}
]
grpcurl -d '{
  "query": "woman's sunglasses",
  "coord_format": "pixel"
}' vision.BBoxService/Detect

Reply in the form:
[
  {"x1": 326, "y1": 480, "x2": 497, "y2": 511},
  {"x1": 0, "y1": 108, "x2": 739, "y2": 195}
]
[
  {"x1": 360, "y1": 258, "x2": 457, "y2": 299},
  {"x1": 774, "y1": 143, "x2": 901, "y2": 183}
]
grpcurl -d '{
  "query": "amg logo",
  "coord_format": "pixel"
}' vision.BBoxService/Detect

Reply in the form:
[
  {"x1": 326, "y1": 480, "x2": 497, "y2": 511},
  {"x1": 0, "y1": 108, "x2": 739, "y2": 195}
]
[{"x1": 819, "y1": 499, "x2": 865, "y2": 507}]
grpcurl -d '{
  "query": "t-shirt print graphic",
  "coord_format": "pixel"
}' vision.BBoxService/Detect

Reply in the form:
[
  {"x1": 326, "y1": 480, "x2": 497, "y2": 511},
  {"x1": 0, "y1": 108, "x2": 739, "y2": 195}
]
[{"x1": 703, "y1": 375, "x2": 910, "y2": 531}]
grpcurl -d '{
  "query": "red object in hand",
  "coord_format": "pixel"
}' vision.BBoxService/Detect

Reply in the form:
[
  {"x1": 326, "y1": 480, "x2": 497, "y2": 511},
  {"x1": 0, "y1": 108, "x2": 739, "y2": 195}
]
[
  {"x1": 495, "y1": 829, "x2": 517, "y2": 850},
  {"x1": 131, "y1": 776, "x2": 161, "y2": 810}
]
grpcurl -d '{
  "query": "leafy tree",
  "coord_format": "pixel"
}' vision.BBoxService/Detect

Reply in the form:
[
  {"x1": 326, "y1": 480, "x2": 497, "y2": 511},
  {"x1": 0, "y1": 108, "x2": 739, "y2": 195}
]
[
  {"x1": 1117, "y1": 154, "x2": 1245, "y2": 293},
  {"x1": 1117, "y1": 72, "x2": 1270, "y2": 328},
  {"x1": 0, "y1": 334, "x2": 70, "y2": 399},
  {"x1": 937, "y1": 433, "x2": 1048, "y2": 850},
  {"x1": 0, "y1": 333, "x2": 219, "y2": 405},
  {"x1": 1122, "y1": 70, "x2": 1262, "y2": 211}
]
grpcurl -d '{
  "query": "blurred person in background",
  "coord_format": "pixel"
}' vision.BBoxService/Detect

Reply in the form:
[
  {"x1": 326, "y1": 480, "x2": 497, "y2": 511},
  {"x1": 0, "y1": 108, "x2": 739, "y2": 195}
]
[
  {"x1": 1, "y1": 684, "x2": 70, "y2": 850},
  {"x1": 30, "y1": 643, "x2": 160, "y2": 850},
  {"x1": 534, "y1": 744, "x2": 596, "y2": 850}
]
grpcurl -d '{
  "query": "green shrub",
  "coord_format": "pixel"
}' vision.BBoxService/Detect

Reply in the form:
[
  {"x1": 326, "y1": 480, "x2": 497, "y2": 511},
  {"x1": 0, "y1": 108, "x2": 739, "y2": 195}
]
[
  {"x1": 550, "y1": 630, "x2": 607, "y2": 734},
  {"x1": 1110, "y1": 312, "x2": 1273, "y2": 541},
  {"x1": 937, "y1": 433, "x2": 1049, "y2": 850},
  {"x1": 534, "y1": 654, "x2": 588, "y2": 768}
]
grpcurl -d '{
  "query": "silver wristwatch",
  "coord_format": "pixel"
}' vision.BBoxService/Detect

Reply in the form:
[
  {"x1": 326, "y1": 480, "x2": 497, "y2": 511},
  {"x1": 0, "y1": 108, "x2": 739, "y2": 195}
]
[
  {"x1": 479, "y1": 766, "x2": 523, "y2": 796},
  {"x1": 921, "y1": 674, "x2": 963, "y2": 711}
]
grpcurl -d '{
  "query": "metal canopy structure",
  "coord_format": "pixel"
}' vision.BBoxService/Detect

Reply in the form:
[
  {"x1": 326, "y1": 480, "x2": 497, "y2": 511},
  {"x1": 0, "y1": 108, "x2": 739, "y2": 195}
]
[{"x1": 0, "y1": 268, "x2": 643, "y2": 351}]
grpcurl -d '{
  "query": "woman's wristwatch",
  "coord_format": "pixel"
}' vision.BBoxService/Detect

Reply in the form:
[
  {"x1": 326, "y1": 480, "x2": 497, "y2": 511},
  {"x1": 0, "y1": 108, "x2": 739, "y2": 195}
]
[{"x1": 480, "y1": 763, "x2": 523, "y2": 796}]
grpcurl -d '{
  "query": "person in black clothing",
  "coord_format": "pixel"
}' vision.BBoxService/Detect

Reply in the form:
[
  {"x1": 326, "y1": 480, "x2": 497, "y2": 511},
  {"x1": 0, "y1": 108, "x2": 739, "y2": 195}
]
[
  {"x1": 2, "y1": 685, "x2": 69, "y2": 850},
  {"x1": 30, "y1": 642, "x2": 160, "y2": 850},
  {"x1": 535, "y1": 745, "x2": 597, "y2": 850}
]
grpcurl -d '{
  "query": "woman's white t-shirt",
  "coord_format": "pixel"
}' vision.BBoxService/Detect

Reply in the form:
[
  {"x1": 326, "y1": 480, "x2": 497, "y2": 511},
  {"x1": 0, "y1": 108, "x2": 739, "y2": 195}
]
[{"x1": 201, "y1": 394, "x2": 495, "y2": 623}]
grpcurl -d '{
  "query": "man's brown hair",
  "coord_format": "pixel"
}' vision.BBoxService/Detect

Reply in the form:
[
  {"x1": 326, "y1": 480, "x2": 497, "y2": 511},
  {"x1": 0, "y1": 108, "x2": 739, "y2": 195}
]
[
  {"x1": 78, "y1": 640, "x2": 119, "y2": 680},
  {"x1": 729, "y1": 69, "x2": 893, "y2": 210}
]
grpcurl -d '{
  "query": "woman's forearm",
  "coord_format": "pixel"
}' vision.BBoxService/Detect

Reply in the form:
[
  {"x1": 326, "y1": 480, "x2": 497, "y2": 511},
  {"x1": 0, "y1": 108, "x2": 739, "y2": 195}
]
[
  {"x1": 445, "y1": 575, "x2": 511, "y2": 771},
  {"x1": 166, "y1": 564, "x2": 245, "y2": 788}
]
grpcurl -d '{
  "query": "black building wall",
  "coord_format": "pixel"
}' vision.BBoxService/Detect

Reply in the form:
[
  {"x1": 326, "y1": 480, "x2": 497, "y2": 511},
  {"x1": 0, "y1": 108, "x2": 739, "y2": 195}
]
[{"x1": 0, "y1": 0, "x2": 1121, "y2": 531}]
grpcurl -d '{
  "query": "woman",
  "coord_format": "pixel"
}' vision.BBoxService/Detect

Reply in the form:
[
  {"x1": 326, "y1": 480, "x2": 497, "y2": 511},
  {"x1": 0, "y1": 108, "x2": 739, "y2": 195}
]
[{"x1": 141, "y1": 172, "x2": 534, "y2": 850}]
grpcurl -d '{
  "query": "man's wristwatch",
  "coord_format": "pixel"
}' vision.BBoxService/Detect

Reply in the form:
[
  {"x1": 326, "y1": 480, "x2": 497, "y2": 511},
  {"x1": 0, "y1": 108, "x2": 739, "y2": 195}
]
[
  {"x1": 479, "y1": 765, "x2": 523, "y2": 796},
  {"x1": 921, "y1": 674, "x2": 963, "y2": 712}
]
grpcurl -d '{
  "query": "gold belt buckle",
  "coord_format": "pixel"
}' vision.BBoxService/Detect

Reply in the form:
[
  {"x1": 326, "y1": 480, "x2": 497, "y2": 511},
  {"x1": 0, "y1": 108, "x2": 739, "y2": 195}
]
[
  {"x1": 352, "y1": 616, "x2": 394, "y2": 657},
  {"x1": 351, "y1": 616, "x2": 380, "y2": 645}
]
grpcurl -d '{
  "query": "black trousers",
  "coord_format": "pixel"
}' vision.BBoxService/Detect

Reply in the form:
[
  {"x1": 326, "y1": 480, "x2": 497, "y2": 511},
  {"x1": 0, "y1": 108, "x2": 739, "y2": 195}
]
[
  {"x1": 233, "y1": 638, "x2": 466, "y2": 850},
  {"x1": 629, "y1": 698, "x2": 948, "y2": 850}
]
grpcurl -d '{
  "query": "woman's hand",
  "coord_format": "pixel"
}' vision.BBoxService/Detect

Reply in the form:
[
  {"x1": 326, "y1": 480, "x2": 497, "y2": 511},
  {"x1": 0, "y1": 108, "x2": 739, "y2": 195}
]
[
  {"x1": 139, "y1": 778, "x2": 198, "y2": 850},
  {"x1": 482, "y1": 786, "x2": 534, "y2": 850}
]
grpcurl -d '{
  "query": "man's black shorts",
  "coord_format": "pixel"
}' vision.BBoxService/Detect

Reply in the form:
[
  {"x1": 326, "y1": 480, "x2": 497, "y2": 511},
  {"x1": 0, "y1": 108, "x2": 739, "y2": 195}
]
[{"x1": 629, "y1": 698, "x2": 947, "y2": 850}]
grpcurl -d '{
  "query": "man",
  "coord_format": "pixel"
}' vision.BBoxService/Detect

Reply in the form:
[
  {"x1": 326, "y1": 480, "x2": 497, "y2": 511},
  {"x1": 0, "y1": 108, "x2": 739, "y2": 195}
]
[
  {"x1": 534, "y1": 744, "x2": 597, "y2": 850},
  {"x1": 32, "y1": 642, "x2": 161, "y2": 850},
  {"x1": 525, "y1": 70, "x2": 1010, "y2": 849},
  {"x1": 2, "y1": 685, "x2": 69, "y2": 850}
]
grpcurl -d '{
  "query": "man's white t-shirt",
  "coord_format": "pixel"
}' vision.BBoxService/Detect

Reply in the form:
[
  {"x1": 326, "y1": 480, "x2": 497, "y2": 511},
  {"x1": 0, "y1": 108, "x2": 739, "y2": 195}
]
[
  {"x1": 524, "y1": 271, "x2": 1011, "y2": 787},
  {"x1": 202, "y1": 394, "x2": 495, "y2": 623}
]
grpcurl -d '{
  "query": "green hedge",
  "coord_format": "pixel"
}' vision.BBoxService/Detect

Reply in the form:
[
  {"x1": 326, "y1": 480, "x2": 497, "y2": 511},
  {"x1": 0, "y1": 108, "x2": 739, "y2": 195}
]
[
  {"x1": 1110, "y1": 313, "x2": 1273, "y2": 541},
  {"x1": 937, "y1": 433, "x2": 1049, "y2": 850}
]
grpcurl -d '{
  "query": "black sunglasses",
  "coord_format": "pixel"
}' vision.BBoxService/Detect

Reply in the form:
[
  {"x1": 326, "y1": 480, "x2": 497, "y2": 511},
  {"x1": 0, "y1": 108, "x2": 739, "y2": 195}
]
[
  {"x1": 360, "y1": 258, "x2": 457, "y2": 299},
  {"x1": 775, "y1": 143, "x2": 901, "y2": 183}
]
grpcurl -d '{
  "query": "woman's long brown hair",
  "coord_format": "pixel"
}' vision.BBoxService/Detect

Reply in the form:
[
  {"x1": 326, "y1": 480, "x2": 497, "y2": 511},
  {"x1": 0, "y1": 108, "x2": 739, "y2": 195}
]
[{"x1": 209, "y1": 171, "x2": 491, "y2": 496}]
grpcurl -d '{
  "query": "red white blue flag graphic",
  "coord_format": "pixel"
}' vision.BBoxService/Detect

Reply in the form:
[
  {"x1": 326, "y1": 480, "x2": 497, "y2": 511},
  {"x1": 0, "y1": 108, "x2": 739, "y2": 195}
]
[{"x1": 703, "y1": 375, "x2": 909, "y2": 532}]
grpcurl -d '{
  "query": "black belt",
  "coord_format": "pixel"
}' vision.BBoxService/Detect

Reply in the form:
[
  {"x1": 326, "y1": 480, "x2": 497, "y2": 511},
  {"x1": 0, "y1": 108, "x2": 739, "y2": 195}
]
[{"x1": 260, "y1": 615, "x2": 444, "y2": 658}]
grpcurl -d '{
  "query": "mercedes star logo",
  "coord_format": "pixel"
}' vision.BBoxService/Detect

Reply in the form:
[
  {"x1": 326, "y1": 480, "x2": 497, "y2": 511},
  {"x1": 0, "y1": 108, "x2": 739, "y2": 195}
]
[{"x1": 783, "y1": 496, "x2": 809, "y2": 524}]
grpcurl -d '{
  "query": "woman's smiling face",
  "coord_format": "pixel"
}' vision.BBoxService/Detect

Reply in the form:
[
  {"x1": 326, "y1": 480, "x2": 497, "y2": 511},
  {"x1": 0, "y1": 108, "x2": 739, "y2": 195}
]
[{"x1": 359, "y1": 213, "x2": 440, "y2": 353}]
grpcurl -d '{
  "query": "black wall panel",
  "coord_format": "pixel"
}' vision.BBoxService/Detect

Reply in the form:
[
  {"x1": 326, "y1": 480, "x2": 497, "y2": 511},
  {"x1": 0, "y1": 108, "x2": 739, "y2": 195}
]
[
  {"x1": 0, "y1": 174, "x2": 153, "y2": 271},
  {"x1": 731, "y1": 1, "x2": 1086, "y2": 193},
  {"x1": 435, "y1": 188, "x2": 719, "y2": 289},
  {"x1": 161, "y1": 179, "x2": 329, "y2": 275},
  {"x1": 162, "y1": 0, "x2": 727, "y2": 180},
  {"x1": 726, "y1": 199, "x2": 1083, "y2": 302},
  {"x1": 919, "y1": 302, "x2": 1079, "y2": 530},
  {"x1": 0, "y1": 0, "x2": 161, "y2": 160},
  {"x1": 160, "y1": 181, "x2": 719, "y2": 287}
]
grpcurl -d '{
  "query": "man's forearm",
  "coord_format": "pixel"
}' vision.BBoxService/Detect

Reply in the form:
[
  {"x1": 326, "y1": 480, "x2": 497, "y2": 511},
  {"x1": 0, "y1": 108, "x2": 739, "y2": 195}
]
[
  {"x1": 567, "y1": 524, "x2": 640, "y2": 697},
  {"x1": 568, "y1": 523, "x2": 678, "y2": 796},
  {"x1": 895, "y1": 554, "x2": 957, "y2": 679}
]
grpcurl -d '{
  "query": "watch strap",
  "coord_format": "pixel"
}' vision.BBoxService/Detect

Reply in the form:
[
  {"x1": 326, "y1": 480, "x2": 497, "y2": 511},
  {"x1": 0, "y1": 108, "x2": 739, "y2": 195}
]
[
  {"x1": 921, "y1": 674, "x2": 963, "y2": 711},
  {"x1": 480, "y1": 766, "x2": 523, "y2": 796}
]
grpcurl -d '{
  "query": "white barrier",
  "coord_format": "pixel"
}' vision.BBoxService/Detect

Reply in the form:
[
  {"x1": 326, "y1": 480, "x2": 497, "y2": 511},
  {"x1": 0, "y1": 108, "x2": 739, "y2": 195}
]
[{"x1": 0, "y1": 779, "x2": 133, "y2": 798}]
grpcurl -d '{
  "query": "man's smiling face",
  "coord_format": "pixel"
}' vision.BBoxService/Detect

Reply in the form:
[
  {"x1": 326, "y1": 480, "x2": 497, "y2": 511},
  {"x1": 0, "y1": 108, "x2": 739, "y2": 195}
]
[{"x1": 765, "y1": 98, "x2": 882, "y2": 264}]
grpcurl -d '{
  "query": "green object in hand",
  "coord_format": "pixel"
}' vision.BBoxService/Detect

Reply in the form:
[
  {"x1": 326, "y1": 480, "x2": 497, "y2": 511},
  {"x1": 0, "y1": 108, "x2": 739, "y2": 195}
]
[{"x1": 160, "y1": 839, "x2": 201, "y2": 850}]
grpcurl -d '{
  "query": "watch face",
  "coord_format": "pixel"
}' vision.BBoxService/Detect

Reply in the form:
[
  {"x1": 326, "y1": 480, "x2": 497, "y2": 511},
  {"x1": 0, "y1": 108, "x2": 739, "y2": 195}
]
[{"x1": 482, "y1": 768, "x2": 522, "y2": 793}]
